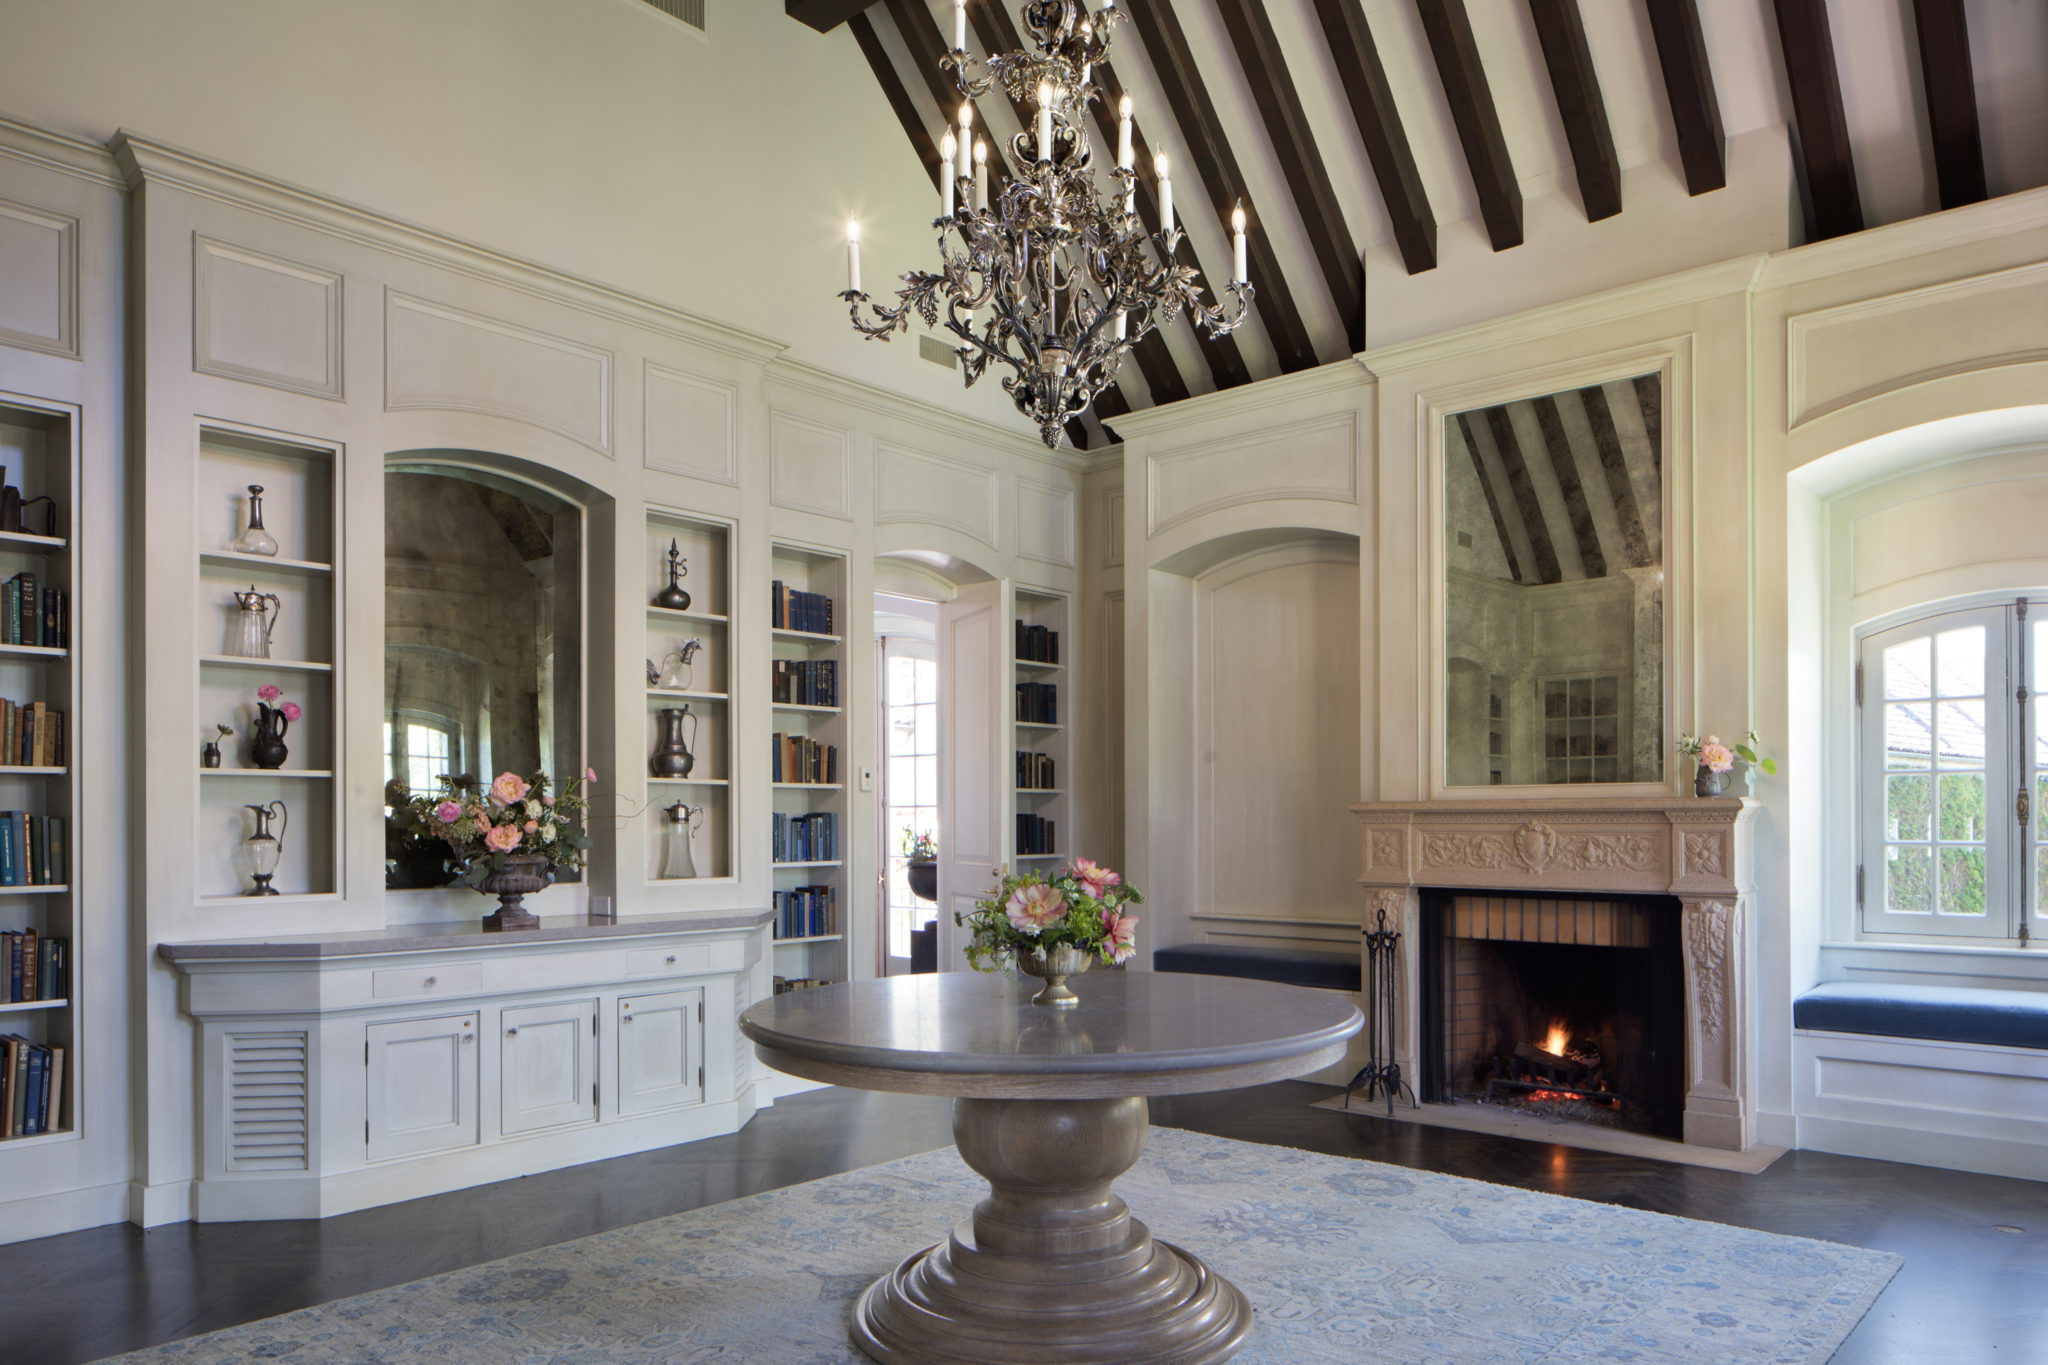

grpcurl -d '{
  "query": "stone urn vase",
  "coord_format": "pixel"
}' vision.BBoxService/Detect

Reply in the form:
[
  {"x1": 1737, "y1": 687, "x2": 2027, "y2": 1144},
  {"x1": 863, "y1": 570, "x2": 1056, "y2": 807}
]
[
  {"x1": 1016, "y1": 941, "x2": 1093, "y2": 1007},
  {"x1": 477, "y1": 852, "x2": 552, "y2": 932}
]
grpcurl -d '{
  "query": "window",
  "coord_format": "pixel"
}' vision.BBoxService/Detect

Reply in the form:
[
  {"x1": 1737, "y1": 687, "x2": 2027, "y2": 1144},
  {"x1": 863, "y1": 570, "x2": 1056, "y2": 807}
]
[
  {"x1": 882, "y1": 639, "x2": 938, "y2": 961},
  {"x1": 386, "y1": 716, "x2": 460, "y2": 798},
  {"x1": 1541, "y1": 673, "x2": 1623, "y2": 784},
  {"x1": 1859, "y1": 600, "x2": 2042, "y2": 942}
]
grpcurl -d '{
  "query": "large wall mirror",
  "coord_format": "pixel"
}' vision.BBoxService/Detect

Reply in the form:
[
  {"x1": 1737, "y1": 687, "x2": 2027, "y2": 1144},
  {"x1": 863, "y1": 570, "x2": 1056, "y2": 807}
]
[
  {"x1": 1444, "y1": 374, "x2": 1664, "y2": 786},
  {"x1": 384, "y1": 463, "x2": 584, "y2": 887}
]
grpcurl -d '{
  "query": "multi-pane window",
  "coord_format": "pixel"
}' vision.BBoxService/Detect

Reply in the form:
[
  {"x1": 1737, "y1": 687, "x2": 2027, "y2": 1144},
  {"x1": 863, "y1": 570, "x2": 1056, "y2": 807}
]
[
  {"x1": 882, "y1": 640, "x2": 938, "y2": 961},
  {"x1": 1542, "y1": 674, "x2": 1622, "y2": 784},
  {"x1": 385, "y1": 717, "x2": 459, "y2": 799},
  {"x1": 1860, "y1": 602, "x2": 2038, "y2": 942}
]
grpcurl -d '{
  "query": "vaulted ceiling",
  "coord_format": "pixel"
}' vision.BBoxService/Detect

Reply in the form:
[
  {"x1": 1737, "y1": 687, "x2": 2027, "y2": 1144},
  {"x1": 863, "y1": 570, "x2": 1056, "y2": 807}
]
[{"x1": 788, "y1": 0, "x2": 2048, "y2": 448}]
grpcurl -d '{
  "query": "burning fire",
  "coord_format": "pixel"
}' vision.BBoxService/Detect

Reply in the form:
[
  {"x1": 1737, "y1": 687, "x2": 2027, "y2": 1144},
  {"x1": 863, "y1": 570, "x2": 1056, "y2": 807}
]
[{"x1": 1542, "y1": 1019, "x2": 1571, "y2": 1057}]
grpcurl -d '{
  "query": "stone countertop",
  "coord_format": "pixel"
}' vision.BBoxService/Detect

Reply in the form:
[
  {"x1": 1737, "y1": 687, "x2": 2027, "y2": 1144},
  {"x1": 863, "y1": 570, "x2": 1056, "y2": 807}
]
[
  {"x1": 158, "y1": 910, "x2": 774, "y2": 962},
  {"x1": 741, "y1": 971, "x2": 1361, "y2": 1083}
]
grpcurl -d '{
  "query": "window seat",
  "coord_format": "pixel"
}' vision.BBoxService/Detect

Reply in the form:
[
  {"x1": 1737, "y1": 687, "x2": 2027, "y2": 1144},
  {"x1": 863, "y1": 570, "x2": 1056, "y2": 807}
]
[
  {"x1": 1153, "y1": 943, "x2": 1362, "y2": 993},
  {"x1": 1794, "y1": 981, "x2": 2048, "y2": 1051}
]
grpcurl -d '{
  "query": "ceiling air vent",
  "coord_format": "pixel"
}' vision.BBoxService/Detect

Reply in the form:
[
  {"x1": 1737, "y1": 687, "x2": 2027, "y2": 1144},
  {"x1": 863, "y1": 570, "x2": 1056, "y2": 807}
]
[
  {"x1": 920, "y1": 336, "x2": 960, "y2": 369},
  {"x1": 641, "y1": 0, "x2": 705, "y2": 31}
]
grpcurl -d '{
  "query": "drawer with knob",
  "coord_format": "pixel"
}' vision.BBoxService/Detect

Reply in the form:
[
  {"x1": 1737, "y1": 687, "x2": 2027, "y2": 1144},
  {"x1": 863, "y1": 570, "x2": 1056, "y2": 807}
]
[{"x1": 370, "y1": 962, "x2": 485, "y2": 1000}]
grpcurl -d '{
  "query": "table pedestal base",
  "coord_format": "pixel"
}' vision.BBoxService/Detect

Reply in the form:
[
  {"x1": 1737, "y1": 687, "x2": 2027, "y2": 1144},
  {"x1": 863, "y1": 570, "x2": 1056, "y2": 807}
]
[{"x1": 852, "y1": 1096, "x2": 1252, "y2": 1365}]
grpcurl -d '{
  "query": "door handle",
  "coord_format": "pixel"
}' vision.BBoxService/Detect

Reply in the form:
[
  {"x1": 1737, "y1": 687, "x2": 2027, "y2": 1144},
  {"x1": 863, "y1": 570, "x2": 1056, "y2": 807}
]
[{"x1": 505, "y1": 1027, "x2": 519, "y2": 1037}]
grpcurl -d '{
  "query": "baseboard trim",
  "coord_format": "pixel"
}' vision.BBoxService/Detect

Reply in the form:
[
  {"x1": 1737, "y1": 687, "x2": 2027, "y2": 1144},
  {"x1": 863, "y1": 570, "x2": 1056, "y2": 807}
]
[
  {"x1": 0, "y1": 1179, "x2": 131, "y2": 1246},
  {"x1": 755, "y1": 1070, "x2": 831, "y2": 1104},
  {"x1": 1795, "y1": 1113, "x2": 2048, "y2": 1183},
  {"x1": 126, "y1": 1178, "x2": 196, "y2": 1229}
]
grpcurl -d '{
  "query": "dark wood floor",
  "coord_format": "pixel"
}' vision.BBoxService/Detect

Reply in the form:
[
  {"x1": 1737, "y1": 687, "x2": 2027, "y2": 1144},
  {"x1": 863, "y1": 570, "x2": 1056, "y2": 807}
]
[{"x1": 5, "y1": 1082, "x2": 2043, "y2": 1363}]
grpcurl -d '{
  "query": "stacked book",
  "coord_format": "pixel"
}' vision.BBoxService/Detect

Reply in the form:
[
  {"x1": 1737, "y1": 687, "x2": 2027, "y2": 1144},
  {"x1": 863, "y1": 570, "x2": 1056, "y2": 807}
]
[
  {"x1": 770, "y1": 582, "x2": 835, "y2": 635},
  {"x1": 0, "y1": 699, "x2": 64, "y2": 767},
  {"x1": 1, "y1": 930, "x2": 66, "y2": 1003},
  {"x1": 771, "y1": 734, "x2": 839, "y2": 785},
  {"x1": 1, "y1": 1034, "x2": 64, "y2": 1137},
  {"x1": 772, "y1": 659, "x2": 839, "y2": 707},
  {"x1": 0, "y1": 811, "x2": 65, "y2": 886},
  {"x1": 1016, "y1": 751, "x2": 1056, "y2": 790},
  {"x1": 771, "y1": 811, "x2": 838, "y2": 863},
  {"x1": 1015, "y1": 620, "x2": 1060, "y2": 663},
  {"x1": 1017, "y1": 812, "x2": 1056, "y2": 856},
  {"x1": 2, "y1": 572, "x2": 67, "y2": 649},
  {"x1": 772, "y1": 885, "x2": 836, "y2": 940},
  {"x1": 1015, "y1": 681, "x2": 1058, "y2": 724}
]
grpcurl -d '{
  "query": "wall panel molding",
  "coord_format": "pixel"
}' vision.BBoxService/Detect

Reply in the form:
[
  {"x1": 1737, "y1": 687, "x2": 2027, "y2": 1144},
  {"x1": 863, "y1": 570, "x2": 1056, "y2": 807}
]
[
  {"x1": 770, "y1": 410, "x2": 852, "y2": 519},
  {"x1": 0, "y1": 196, "x2": 78, "y2": 359},
  {"x1": 874, "y1": 440, "x2": 997, "y2": 545},
  {"x1": 1148, "y1": 412, "x2": 1358, "y2": 536},
  {"x1": 644, "y1": 362, "x2": 737, "y2": 486},
  {"x1": 1788, "y1": 262, "x2": 2048, "y2": 428},
  {"x1": 384, "y1": 291, "x2": 612, "y2": 454},
  {"x1": 1104, "y1": 487, "x2": 1126, "y2": 568},
  {"x1": 1015, "y1": 475, "x2": 1076, "y2": 567},
  {"x1": 194, "y1": 236, "x2": 342, "y2": 399}
]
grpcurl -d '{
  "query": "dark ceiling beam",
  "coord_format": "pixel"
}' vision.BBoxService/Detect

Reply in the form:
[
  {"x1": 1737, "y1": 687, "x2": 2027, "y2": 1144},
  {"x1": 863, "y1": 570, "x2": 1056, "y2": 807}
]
[
  {"x1": 785, "y1": 0, "x2": 878, "y2": 34},
  {"x1": 1414, "y1": 0, "x2": 1523, "y2": 251},
  {"x1": 1212, "y1": 0, "x2": 1364, "y2": 352},
  {"x1": 1575, "y1": 385, "x2": 1651, "y2": 569},
  {"x1": 1527, "y1": 0, "x2": 1623, "y2": 221},
  {"x1": 1310, "y1": 0, "x2": 1437, "y2": 276},
  {"x1": 849, "y1": 13, "x2": 940, "y2": 190},
  {"x1": 1641, "y1": 0, "x2": 1725, "y2": 195},
  {"x1": 1530, "y1": 395, "x2": 1606, "y2": 578},
  {"x1": 1911, "y1": 0, "x2": 1988, "y2": 210},
  {"x1": 1471, "y1": 410, "x2": 1560, "y2": 585},
  {"x1": 1771, "y1": 0, "x2": 1864, "y2": 240},
  {"x1": 1454, "y1": 421, "x2": 1525, "y2": 583},
  {"x1": 882, "y1": 0, "x2": 1011, "y2": 189},
  {"x1": 967, "y1": 5, "x2": 1193, "y2": 408},
  {"x1": 1122, "y1": 0, "x2": 1321, "y2": 373}
]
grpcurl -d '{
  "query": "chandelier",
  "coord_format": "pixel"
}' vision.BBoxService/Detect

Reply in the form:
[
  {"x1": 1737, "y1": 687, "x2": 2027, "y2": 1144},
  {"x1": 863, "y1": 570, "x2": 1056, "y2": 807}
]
[{"x1": 840, "y1": 0, "x2": 1254, "y2": 448}]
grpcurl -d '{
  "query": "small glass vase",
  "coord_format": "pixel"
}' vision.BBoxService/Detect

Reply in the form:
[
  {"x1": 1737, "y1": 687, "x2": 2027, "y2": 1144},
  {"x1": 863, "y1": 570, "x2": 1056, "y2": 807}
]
[
  {"x1": 1016, "y1": 941, "x2": 1092, "y2": 1007},
  {"x1": 232, "y1": 484, "x2": 279, "y2": 557}
]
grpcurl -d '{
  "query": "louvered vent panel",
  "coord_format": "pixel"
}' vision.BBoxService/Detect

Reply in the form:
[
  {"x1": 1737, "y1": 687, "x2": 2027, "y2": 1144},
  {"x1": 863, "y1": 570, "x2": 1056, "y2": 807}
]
[
  {"x1": 227, "y1": 1032, "x2": 310, "y2": 1172},
  {"x1": 919, "y1": 335, "x2": 960, "y2": 369},
  {"x1": 642, "y1": 0, "x2": 705, "y2": 30}
]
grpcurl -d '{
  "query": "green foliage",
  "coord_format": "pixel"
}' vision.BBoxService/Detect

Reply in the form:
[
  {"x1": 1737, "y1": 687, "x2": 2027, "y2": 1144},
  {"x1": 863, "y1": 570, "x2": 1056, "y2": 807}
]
[{"x1": 953, "y1": 860, "x2": 1145, "y2": 970}]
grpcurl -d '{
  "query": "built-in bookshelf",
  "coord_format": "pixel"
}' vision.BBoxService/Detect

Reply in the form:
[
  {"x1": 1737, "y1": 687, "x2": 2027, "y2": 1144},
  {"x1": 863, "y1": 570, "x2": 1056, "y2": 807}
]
[
  {"x1": 645, "y1": 511, "x2": 734, "y2": 884},
  {"x1": 193, "y1": 430, "x2": 339, "y2": 902},
  {"x1": 770, "y1": 543, "x2": 846, "y2": 976},
  {"x1": 1014, "y1": 589, "x2": 1069, "y2": 867},
  {"x1": 0, "y1": 394, "x2": 80, "y2": 1143}
]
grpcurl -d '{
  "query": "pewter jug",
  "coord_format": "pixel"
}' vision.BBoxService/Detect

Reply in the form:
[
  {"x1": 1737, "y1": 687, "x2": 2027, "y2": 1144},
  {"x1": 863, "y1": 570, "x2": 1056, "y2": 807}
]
[
  {"x1": 226, "y1": 586, "x2": 282, "y2": 659},
  {"x1": 650, "y1": 705, "x2": 698, "y2": 778}
]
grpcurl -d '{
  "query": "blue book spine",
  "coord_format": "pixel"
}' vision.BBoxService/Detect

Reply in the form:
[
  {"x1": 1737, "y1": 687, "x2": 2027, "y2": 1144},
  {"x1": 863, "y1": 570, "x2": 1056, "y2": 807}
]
[
  {"x1": 0, "y1": 812, "x2": 17, "y2": 886},
  {"x1": 23, "y1": 1045, "x2": 46, "y2": 1136}
]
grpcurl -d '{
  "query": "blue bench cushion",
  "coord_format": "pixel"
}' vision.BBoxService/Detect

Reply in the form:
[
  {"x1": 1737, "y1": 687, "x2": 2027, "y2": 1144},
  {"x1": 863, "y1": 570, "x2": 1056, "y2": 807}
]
[
  {"x1": 1794, "y1": 981, "x2": 2048, "y2": 1051},
  {"x1": 1153, "y1": 943, "x2": 1362, "y2": 993}
]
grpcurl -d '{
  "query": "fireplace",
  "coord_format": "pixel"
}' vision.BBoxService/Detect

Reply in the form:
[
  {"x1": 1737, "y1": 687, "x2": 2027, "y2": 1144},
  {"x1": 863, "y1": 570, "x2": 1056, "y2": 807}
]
[{"x1": 1420, "y1": 892, "x2": 1685, "y2": 1139}]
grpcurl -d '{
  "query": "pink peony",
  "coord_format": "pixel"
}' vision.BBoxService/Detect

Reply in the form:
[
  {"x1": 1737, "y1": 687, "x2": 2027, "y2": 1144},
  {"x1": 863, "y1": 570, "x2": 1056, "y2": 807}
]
[
  {"x1": 1005, "y1": 881, "x2": 1067, "y2": 935},
  {"x1": 1698, "y1": 741, "x2": 1735, "y2": 773},
  {"x1": 524, "y1": 820, "x2": 539, "y2": 833},
  {"x1": 583, "y1": 767, "x2": 597, "y2": 783},
  {"x1": 483, "y1": 823, "x2": 521, "y2": 853},
  {"x1": 1068, "y1": 857, "x2": 1122, "y2": 899},
  {"x1": 279, "y1": 701, "x2": 302, "y2": 723},
  {"x1": 1101, "y1": 910, "x2": 1139, "y2": 965},
  {"x1": 488, "y1": 772, "x2": 531, "y2": 808},
  {"x1": 257, "y1": 684, "x2": 281, "y2": 702},
  {"x1": 434, "y1": 801, "x2": 462, "y2": 824}
]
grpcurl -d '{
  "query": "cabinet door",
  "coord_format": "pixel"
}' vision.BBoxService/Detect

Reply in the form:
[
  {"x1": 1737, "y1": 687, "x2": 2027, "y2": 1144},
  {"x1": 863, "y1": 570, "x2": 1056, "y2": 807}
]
[
  {"x1": 366, "y1": 1012, "x2": 478, "y2": 1161},
  {"x1": 617, "y1": 988, "x2": 704, "y2": 1115},
  {"x1": 501, "y1": 998, "x2": 598, "y2": 1135}
]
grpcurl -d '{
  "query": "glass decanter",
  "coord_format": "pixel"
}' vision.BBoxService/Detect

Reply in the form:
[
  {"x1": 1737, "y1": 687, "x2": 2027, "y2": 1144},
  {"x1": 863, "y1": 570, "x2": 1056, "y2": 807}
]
[{"x1": 233, "y1": 484, "x2": 280, "y2": 557}]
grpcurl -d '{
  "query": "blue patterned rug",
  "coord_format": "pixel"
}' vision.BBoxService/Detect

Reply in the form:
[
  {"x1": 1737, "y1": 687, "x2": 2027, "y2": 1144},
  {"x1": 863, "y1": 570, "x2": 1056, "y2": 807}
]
[{"x1": 104, "y1": 1128, "x2": 1897, "y2": 1364}]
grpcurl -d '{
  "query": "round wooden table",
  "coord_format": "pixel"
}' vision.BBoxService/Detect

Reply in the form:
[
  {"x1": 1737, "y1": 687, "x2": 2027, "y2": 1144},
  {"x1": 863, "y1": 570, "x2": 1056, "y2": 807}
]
[{"x1": 740, "y1": 969, "x2": 1362, "y2": 1365}]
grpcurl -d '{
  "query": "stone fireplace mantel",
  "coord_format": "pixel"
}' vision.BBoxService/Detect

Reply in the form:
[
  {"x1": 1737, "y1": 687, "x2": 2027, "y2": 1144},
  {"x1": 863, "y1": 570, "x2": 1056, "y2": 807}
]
[{"x1": 1352, "y1": 796, "x2": 1759, "y2": 1151}]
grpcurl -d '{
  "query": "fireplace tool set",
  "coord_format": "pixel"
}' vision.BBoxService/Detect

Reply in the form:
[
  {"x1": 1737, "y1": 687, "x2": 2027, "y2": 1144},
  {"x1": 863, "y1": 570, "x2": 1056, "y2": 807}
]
[{"x1": 1344, "y1": 905, "x2": 1416, "y2": 1115}]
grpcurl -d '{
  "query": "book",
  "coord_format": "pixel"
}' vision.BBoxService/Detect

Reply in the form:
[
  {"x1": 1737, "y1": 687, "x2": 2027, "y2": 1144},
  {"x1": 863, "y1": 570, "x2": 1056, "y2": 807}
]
[
  {"x1": 43, "y1": 1044, "x2": 63, "y2": 1133},
  {"x1": 22, "y1": 1043, "x2": 44, "y2": 1136},
  {"x1": 7, "y1": 1034, "x2": 27, "y2": 1137},
  {"x1": 0, "y1": 811, "x2": 16, "y2": 886}
]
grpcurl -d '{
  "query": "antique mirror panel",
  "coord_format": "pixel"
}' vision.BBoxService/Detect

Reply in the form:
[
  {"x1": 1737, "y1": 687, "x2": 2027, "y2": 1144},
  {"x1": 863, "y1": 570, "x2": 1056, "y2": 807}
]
[
  {"x1": 384, "y1": 465, "x2": 585, "y2": 887},
  {"x1": 1443, "y1": 374, "x2": 1664, "y2": 786}
]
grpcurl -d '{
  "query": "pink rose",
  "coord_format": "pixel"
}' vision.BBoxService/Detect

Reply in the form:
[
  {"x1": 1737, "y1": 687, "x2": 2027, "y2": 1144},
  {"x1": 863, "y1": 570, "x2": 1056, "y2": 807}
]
[
  {"x1": 279, "y1": 701, "x2": 302, "y2": 723},
  {"x1": 524, "y1": 820, "x2": 539, "y2": 833},
  {"x1": 1068, "y1": 857, "x2": 1122, "y2": 899},
  {"x1": 1005, "y1": 881, "x2": 1067, "y2": 935},
  {"x1": 488, "y1": 772, "x2": 531, "y2": 808},
  {"x1": 434, "y1": 801, "x2": 462, "y2": 824},
  {"x1": 1698, "y1": 741, "x2": 1735, "y2": 774},
  {"x1": 1101, "y1": 910, "x2": 1139, "y2": 965},
  {"x1": 483, "y1": 824, "x2": 521, "y2": 853},
  {"x1": 583, "y1": 767, "x2": 597, "y2": 783},
  {"x1": 257, "y1": 684, "x2": 281, "y2": 702}
]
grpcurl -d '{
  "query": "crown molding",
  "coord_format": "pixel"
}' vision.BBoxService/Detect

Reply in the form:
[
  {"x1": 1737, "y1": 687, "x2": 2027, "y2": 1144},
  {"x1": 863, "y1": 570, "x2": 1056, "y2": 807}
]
[
  {"x1": 1756, "y1": 183, "x2": 2048, "y2": 292},
  {"x1": 109, "y1": 131, "x2": 791, "y2": 367},
  {"x1": 0, "y1": 114, "x2": 124, "y2": 189},
  {"x1": 1358, "y1": 255, "x2": 1767, "y2": 381},
  {"x1": 762, "y1": 356, "x2": 1087, "y2": 474},
  {"x1": 1101, "y1": 359, "x2": 1366, "y2": 443}
]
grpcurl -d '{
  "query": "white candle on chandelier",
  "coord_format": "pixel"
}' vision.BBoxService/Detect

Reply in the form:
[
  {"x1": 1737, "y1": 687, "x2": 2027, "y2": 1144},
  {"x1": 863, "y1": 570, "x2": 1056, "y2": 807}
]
[
  {"x1": 941, "y1": 131, "x2": 958, "y2": 216},
  {"x1": 1114, "y1": 309, "x2": 1127, "y2": 341},
  {"x1": 1037, "y1": 81, "x2": 1055, "y2": 164},
  {"x1": 974, "y1": 139, "x2": 989, "y2": 211},
  {"x1": 846, "y1": 220, "x2": 861, "y2": 294},
  {"x1": 953, "y1": 0, "x2": 966, "y2": 52},
  {"x1": 1079, "y1": 22, "x2": 1092, "y2": 87},
  {"x1": 1117, "y1": 94, "x2": 1133, "y2": 169},
  {"x1": 1232, "y1": 201, "x2": 1248, "y2": 282},
  {"x1": 958, "y1": 102, "x2": 975, "y2": 183},
  {"x1": 1156, "y1": 150, "x2": 1173, "y2": 235}
]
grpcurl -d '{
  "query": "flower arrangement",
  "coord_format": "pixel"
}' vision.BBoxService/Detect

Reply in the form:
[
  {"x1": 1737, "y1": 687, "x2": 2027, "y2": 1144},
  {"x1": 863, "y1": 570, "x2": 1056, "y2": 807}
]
[
  {"x1": 955, "y1": 858, "x2": 1143, "y2": 972},
  {"x1": 903, "y1": 828, "x2": 938, "y2": 862},
  {"x1": 394, "y1": 768, "x2": 596, "y2": 888},
  {"x1": 255, "y1": 683, "x2": 302, "y2": 725},
  {"x1": 1678, "y1": 730, "x2": 1778, "y2": 777}
]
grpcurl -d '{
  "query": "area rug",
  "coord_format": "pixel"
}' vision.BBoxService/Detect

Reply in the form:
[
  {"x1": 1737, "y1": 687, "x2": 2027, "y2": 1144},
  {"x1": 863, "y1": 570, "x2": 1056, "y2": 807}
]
[
  {"x1": 1311, "y1": 1093, "x2": 1789, "y2": 1174},
  {"x1": 101, "y1": 1128, "x2": 1898, "y2": 1364}
]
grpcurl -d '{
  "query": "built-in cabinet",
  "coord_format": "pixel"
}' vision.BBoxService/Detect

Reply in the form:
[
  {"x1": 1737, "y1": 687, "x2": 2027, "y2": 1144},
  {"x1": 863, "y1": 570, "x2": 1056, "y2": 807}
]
[
  {"x1": 770, "y1": 542, "x2": 848, "y2": 986},
  {"x1": 366, "y1": 1011, "x2": 478, "y2": 1162}
]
